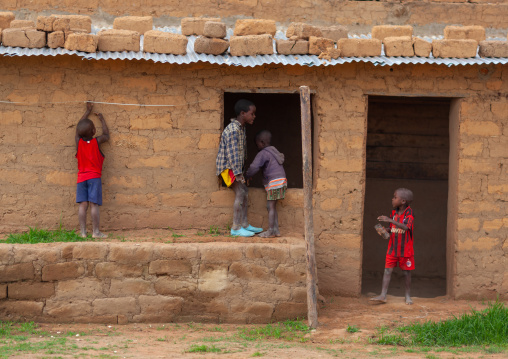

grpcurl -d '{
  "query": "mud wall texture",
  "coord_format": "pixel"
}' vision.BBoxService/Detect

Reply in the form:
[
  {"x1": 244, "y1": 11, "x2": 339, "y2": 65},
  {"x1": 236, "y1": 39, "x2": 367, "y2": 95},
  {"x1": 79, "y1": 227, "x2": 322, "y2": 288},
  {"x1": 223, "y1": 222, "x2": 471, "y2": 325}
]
[
  {"x1": 0, "y1": 56, "x2": 506, "y2": 299},
  {"x1": 4, "y1": 1, "x2": 508, "y2": 35},
  {"x1": 0, "y1": 242, "x2": 307, "y2": 323}
]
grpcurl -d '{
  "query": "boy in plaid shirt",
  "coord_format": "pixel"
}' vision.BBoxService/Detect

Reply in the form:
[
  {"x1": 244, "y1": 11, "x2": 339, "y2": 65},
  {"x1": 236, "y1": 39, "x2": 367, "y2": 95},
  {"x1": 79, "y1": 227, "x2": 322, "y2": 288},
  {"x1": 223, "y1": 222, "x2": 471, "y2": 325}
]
[{"x1": 216, "y1": 99, "x2": 262, "y2": 237}]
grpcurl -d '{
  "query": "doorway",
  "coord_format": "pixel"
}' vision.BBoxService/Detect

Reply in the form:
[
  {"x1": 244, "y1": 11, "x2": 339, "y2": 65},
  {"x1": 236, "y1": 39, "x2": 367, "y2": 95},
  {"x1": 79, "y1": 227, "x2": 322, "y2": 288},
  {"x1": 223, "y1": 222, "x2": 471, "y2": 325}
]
[
  {"x1": 361, "y1": 96, "x2": 451, "y2": 298},
  {"x1": 223, "y1": 92, "x2": 313, "y2": 189}
]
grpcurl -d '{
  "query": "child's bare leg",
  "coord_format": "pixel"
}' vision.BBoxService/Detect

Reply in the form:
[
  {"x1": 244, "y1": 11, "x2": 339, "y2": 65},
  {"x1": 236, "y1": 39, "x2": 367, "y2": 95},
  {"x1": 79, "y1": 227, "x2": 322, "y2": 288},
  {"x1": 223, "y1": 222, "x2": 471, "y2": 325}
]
[
  {"x1": 240, "y1": 183, "x2": 249, "y2": 228},
  {"x1": 259, "y1": 200, "x2": 277, "y2": 238},
  {"x1": 370, "y1": 268, "x2": 393, "y2": 303},
  {"x1": 404, "y1": 270, "x2": 413, "y2": 305},
  {"x1": 231, "y1": 181, "x2": 248, "y2": 230},
  {"x1": 90, "y1": 203, "x2": 106, "y2": 238},
  {"x1": 273, "y1": 200, "x2": 281, "y2": 236},
  {"x1": 78, "y1": 202, "x2": 88, "y2": 237}
]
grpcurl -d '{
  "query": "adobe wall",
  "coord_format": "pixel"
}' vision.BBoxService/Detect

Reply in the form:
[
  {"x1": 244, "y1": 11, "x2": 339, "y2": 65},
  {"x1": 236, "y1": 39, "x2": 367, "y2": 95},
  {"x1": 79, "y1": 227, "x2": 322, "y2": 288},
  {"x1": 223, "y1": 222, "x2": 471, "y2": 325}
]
[
  {"x1": 0, "y1": 55, "x2": 506, "y2": 299},
  {"x1": 4, "y1": 0, "x2": 508, "y2": 35},
  {"x1": 0, "y1": 242, "x2": 307, "y2": 323}
]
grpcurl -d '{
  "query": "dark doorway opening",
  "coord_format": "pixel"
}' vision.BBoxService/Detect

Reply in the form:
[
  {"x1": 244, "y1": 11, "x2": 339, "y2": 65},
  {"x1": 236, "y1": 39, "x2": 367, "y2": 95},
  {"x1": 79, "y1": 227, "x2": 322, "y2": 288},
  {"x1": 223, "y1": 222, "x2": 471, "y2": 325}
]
[
  {"x1": 223, "y1": 92, "x2": 313, "y2": 189},
  {"x1": 362, "y1": 96, "x2": 450, "y2": 298}
]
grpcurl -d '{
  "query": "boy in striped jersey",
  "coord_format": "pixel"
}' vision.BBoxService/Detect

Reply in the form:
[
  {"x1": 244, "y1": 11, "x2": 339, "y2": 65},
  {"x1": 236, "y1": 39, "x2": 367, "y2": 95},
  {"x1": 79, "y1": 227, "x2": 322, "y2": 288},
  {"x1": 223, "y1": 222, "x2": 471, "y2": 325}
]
[
  {"x1": 371, "y1": 188, "x2": 415, "y2": 305},
  {"x1": 246, "y1": 130, "x2": 287, "y2": 238}
]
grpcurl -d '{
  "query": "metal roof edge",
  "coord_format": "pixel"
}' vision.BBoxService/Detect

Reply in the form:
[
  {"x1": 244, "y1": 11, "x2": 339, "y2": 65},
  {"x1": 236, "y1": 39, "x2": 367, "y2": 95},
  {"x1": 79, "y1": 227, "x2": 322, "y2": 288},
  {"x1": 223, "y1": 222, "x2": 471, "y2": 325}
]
[{"x1": 1, "y1": 46, "x2": 507, "y2": 67}]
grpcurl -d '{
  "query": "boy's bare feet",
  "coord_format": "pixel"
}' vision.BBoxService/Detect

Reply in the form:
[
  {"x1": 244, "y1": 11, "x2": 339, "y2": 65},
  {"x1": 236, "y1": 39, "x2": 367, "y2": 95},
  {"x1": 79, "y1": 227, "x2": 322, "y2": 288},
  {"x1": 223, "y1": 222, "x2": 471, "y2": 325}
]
[
  {"x1": 369, "y1": 295, "x2": 387, "y2": 304},
  {"x1": 80, "y1": 232, "x2": 87, "y2": 238},
  {"x1": 92, "y1": 232, "x2": 107, "y2": 239},
  {"x1": 258, "y1": 230, "x2": 277, "y2": 238},
  {"x1": 405, "y1": 296, "x2": 413, "y2": 305}
]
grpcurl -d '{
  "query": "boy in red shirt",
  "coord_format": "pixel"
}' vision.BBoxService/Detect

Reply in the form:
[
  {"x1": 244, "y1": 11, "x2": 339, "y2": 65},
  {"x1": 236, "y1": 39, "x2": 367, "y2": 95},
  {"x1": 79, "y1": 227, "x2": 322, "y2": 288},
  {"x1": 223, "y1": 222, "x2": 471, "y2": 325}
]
[
  {"x1": 75, "y1": 102, "x2": 110, "y2": 238},
  {"x1": 371, "y1": 188, "x2": 415, "y2": 305}
]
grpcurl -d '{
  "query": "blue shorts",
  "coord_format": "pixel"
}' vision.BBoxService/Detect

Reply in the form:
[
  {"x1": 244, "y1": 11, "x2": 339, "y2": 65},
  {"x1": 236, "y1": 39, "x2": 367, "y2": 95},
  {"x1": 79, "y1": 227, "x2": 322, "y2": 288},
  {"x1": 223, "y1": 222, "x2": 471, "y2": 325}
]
[{"x1": 76, "y1": 178, "x2": 103, "y2": 205}]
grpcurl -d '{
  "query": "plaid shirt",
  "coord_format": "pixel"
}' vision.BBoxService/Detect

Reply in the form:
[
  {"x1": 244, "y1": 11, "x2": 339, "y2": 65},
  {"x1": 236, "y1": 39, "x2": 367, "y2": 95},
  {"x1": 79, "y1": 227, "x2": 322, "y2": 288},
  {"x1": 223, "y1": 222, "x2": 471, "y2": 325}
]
[{"x1": 216, "y1": 119, "x2": 247, "y2": 176}]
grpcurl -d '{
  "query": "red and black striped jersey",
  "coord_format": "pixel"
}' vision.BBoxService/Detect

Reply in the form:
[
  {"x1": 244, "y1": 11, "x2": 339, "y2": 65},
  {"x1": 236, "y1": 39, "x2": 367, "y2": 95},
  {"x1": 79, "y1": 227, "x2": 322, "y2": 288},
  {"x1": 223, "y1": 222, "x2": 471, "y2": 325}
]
[{"x1": 386, "y1": 206, "x2": 414, "y2": 257}]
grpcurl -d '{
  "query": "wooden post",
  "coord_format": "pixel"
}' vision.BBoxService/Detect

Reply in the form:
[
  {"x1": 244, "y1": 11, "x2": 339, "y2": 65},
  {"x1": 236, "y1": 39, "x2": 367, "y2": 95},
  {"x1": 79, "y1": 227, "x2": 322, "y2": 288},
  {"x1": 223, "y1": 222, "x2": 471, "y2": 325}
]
[{"x1": 299, "y1": 86, "x2": 318, "y2": 329}]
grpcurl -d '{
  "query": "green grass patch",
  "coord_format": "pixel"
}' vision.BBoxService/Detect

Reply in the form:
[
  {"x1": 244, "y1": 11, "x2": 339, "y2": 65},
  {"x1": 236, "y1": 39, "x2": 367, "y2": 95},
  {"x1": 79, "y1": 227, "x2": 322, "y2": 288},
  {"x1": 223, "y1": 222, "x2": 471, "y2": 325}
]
[
  {"x1": 346, "y1": 325, "x2": 359, "y2": 333},
  {"x1": 375, "y1": 301, "x2": 508, "y2": 349},
  {"x1": 208, "y1": 225, "x2": 221, "y2": 236},
  {"x1": 2, "y1": 227, "x2": 92, "y2": 244},
  {"x1": 239, "y1": 319, "x2": 310, "y2": 342},
  {"x1": 187, "y1": 344, "x2": 222, "y2": 353}
]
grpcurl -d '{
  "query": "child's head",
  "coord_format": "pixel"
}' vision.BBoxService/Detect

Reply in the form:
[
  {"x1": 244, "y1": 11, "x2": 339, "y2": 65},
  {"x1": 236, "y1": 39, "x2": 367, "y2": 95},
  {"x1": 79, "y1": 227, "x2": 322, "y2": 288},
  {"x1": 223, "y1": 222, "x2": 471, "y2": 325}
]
[
  {"x1": 392, "y1": 188, "x2": 413, "y2": 208},
  {"x1": 234, "y1": 99, "x2": 255, "y2": 116},
  {"x1": 234, "y1": 99, "x2": 256, "y2": 125},
  {"x1": 255, "y1": 130, "x2": 272, "y2": 150},
  {"x1": 76, "y1": 118, "x2": 96, "y2": 139}
]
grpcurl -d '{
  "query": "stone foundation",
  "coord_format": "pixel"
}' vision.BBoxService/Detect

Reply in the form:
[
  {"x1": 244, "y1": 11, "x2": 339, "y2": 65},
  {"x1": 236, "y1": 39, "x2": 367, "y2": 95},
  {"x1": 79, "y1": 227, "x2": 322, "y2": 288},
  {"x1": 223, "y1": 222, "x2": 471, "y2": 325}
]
[{"x1": 0, "y1": 242, "x2": 307, "y2": 324}]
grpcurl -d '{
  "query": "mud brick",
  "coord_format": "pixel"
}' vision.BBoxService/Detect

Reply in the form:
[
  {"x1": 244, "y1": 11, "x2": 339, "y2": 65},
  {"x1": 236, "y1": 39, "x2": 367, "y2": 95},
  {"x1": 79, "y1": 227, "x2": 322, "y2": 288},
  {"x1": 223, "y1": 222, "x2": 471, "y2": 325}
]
[
  {"x1": 309, "y1": 36, "x2": 335, "y2": 55},
  {"x1": 138, "y1": 295, "x2": 183, "y2": 316},
  {"x1": 63, "y1": 30, "x2": 80, "y2": 41},
  {"x1": 44, "y1": 299, "x2": 92, "y2": 317},
  {"x1": 413, "y1": 37, "x2": 432, "y2": 57},
  {"x1": 181, "y1": 17, "x2": 221, "y2": 36},
  {"x1": 42, "y1": 262, "x2": 85, "y2": 281},
  {"x1": 318, "y1": 47, "x2": 341, "y2": 60},
  {"x1": 432, "y1": 39, "x2": 478, "y2": 58},
  {"x1": 93, "y1": 297, "x2": 137, "y2": 316},
  {"x1": 95, "y1": 263, "x2": 144, "y2": 278},
  {"x1": 0, "y1": 12, "x2": 14, "y2": 29},
  {"x1": 234, "y1": 19, "x2": 276, "y2": 37},
  {"x1": 337, "y1": 38, "x2": 382, "y2": 57},
  {"x1": 383, "y1": 36, "x2": 414, "y2": 57},
  {"x1": 444, "y1": 25, "x2": 486, "y2": 42},
  {"x1": 276, "y1": 39, "x2": 309, "y2": 55},
  {"x1": 65, "y1": 33, "x2": 98, "y2": 53},
  {"x1": 372, "y1": 25, "x2": 413, "y2": 41},
  {"x1": 0, "y1": 263, "x2": 34, "y2": 282},
  {"x1": 98, "y1": 29, "x2": 140, "y2": 52},
  {"x1": 230, "y1": 34, "x2": 273, "y2": 56},
  {"x1": 479, "y1": 41, "x2": 508, "y2": 58},
  {"x1": 36, "y1": 15, "x2": 56, "y2": 31},
  {"x1": 0, "y1": 300, "x2": 44, "y2": 317},
  {"x1": 109, "y1": 278, "x2": 152, "y2": 296},
  {"x1": 203, "y1": 21, "x2": 227, "y2": 39},
  {"x1": 149, "y1": 259, "x2": 193, "y2": 275},
  {"x1": 286, "y1": 22, "x2": 322, "y2": 40},
  {"x1": 8, "y1": 282, "x2": 55, "y2": 300},
  {"x1": 114, "y1": 16, "x2": 153, "y2": 35},
  {"x1": 52, "y1": 15, "x2": 92, "y2": 33},
  {"x1": 144, "y1": 30, "x2": 187, "y2": 55},
  {"x1": 109, "y1": 243, "x2": 153, "y2": 263},
  {"x1": 194, "y1": 36, "x2": 229, "y2": 55},
  {"x1": 10, "y1": 20, "x2": 35, "y2": 28},
  {"x1": 65, "y1": 33, "x2": 99, "y2": 52},
  {"x1": 0, "y1": 285, "x2": 5, "y2": 299},
  {"x1": 53, "y1": 17, "x2": 70, "y2": 32},
  {"x1": 319, "y1": 25, "x2": 348, "y2": 42},
  {"x1": 2, "y1": 28, "x2": 46, "y2": 48}
]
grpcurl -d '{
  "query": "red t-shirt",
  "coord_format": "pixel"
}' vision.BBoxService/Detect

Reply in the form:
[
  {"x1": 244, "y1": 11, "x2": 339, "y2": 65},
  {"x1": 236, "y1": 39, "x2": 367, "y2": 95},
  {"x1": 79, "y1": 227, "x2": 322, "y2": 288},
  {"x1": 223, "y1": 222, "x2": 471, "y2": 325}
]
[
  {"x1": 386, "y1": 206, "x2": 414, "y2": 258},
  {"x1": 76, "y1": 138, "x2": 104, "y2": 183}
]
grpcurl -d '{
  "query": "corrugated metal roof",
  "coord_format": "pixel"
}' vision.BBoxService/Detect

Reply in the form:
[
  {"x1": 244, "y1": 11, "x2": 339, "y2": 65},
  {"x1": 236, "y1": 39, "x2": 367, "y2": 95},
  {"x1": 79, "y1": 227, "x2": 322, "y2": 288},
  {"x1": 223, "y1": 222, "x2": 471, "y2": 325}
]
[{"x1": 1, "y1": 27, "x2": 507, "y2": 67}]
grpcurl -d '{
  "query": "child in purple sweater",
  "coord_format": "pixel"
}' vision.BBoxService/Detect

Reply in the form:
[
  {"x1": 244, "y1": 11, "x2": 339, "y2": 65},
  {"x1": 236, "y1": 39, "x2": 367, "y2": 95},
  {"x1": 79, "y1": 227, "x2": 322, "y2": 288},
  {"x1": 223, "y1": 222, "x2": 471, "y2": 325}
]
[{"x1": 246, "y1": 130, "x2": 287, "y2": 238}]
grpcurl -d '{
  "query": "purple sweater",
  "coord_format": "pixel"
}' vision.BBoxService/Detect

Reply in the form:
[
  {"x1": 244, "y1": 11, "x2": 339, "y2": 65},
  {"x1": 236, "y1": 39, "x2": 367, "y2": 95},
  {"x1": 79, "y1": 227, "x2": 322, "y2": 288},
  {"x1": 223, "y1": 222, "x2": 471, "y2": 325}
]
[{"x1": 245, "y1": 146, "x2": 286, "y2": 186}]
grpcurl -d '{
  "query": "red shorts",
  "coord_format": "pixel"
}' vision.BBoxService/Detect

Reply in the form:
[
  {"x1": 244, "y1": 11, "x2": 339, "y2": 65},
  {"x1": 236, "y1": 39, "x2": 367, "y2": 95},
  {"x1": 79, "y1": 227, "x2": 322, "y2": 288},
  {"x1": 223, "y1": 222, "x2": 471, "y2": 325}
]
[{"x1": 385, "y1": 254, "x2": 415, "y2": 270}]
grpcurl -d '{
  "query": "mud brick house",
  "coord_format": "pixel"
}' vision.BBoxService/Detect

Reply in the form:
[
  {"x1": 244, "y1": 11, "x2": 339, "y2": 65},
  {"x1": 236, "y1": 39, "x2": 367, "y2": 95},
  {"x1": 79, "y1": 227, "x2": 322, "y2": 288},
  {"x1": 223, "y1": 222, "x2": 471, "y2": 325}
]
[{"x1": 0, "y1": 0, "x2": 506, "y2": 323}]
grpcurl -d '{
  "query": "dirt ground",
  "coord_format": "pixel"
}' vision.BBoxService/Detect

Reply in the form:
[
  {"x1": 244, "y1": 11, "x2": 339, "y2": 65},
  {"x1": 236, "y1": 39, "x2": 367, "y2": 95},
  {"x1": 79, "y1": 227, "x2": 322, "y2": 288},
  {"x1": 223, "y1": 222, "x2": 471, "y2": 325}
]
[
  {"x1": 5, "y1": 296, "x2": 505, "y2": 359},
  {"x1": 2, "y1": 229, "x2": 506, "y2": 358}
]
